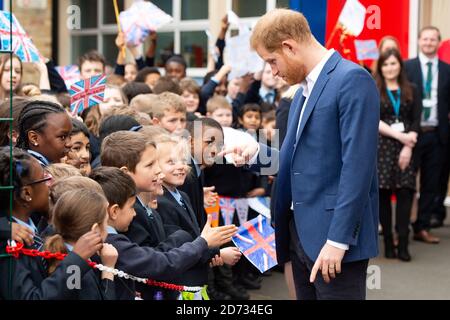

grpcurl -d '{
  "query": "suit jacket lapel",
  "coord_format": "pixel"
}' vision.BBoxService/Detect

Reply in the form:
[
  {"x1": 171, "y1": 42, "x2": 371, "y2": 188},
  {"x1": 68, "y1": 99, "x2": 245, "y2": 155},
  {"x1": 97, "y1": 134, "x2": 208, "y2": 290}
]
[
  {"x1": 295, "y1": 52, "x2": 341, "y2": 146},
  {"x1": 281, "y1": 89, "x2": 304, "y2": 157},
  {"x1": 415, "y1": 58, "x2": 424, "y2": 100}
]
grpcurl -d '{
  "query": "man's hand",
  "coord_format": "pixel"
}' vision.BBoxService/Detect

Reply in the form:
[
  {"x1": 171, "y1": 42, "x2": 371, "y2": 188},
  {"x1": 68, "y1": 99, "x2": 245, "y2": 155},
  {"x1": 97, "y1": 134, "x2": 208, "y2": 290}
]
[
  {"x1": 310, "y1": 243, "x2": 346, "y2": 284},
  {"x1": 219, "y1": 141, "x2": 259, "y2": 167}
]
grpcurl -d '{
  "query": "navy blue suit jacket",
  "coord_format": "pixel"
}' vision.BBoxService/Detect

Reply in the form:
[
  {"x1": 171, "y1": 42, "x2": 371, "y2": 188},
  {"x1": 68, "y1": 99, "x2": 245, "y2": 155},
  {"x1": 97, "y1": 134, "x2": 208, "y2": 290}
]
[{"x1": 253, "y1": 52, "x2": 380, "y2": 264}]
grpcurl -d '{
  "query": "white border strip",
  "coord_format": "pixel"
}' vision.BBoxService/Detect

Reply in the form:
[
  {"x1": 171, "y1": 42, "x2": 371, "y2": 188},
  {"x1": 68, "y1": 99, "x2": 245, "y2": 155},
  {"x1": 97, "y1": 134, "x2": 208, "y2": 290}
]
[{"x1": 409, "y1": 0, "x2": 419, "y2": 59}]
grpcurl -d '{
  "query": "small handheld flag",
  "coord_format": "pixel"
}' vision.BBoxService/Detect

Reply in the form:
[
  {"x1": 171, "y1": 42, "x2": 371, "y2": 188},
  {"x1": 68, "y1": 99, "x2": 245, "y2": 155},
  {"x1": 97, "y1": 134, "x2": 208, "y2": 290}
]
[
  {"x1": 232, "y1": 215, "x2": 277, "y2": 273},
  {"x1": 69, "y1": 74, "x2": 106, "y2": 116},
  {"x1": 0, "y1": 11, "x2": 42, "y2": 62},
  {"x1": 354, "y1": 39, "x2": 379, "y2": 61},
  {"x1": 55, "y1": 65, "x2": 80, "y2": 90}
]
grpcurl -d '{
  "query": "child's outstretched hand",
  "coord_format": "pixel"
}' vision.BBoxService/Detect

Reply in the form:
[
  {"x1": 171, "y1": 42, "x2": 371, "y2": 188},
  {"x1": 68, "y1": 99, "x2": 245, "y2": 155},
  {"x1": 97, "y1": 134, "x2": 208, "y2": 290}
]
[
  {"x1": 99, "y1": 243, "x2": 118, "y2": 268},
  {"x1": 203, "y1": 186, "x2": 218, "y2": 207},
  {"x1": 201, "y1": 214, "x2": 238, "y2": 248},
  {"x1": 11, "y1": 222, "x2": 34, "y2": 246},
  {"x1": 209, "y1": 254, "x2": 224, "y2": 268},
  {"x1": 220, "y1": 247, "x2": 241, "y2": 266},
  {"x1": 73, "y1": 230, "x2": 103, "y2": 260}
]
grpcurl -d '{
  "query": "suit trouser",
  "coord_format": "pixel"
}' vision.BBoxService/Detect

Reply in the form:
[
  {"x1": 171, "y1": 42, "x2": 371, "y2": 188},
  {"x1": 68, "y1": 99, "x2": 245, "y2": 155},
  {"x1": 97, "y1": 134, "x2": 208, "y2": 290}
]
[
  {"x1": 434, "y1": 134, "x2": 449, "y2": 222},
  {"x1": 288, "y1": 219, "x2": 369, "y2": 300},
  {"x1": 413, "y1": 131, "x2": 445, "y2": 233}
]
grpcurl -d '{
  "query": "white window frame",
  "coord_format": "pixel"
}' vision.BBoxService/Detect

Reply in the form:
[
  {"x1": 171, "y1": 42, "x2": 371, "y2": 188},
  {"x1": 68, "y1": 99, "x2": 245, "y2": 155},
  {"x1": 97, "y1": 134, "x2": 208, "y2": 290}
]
[
  {"x1": 69, "y1": 0, "x2": 121, "y2": 63},
  {"x1": 226, "y1": 0, "x2": 276, "y2": 23},
  {"x1": 156, "y1": 0, "x2": 210, "y2": 76},
  {"x1": 70, "y1": 0, "x2": 210, "y2": 77}
]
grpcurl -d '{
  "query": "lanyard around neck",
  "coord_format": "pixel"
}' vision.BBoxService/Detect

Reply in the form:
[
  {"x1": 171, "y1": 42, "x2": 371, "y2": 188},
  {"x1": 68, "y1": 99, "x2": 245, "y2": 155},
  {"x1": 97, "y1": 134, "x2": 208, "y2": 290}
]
[{"x1": 386, "y1": 88, "x2": 401, "y2": 118}]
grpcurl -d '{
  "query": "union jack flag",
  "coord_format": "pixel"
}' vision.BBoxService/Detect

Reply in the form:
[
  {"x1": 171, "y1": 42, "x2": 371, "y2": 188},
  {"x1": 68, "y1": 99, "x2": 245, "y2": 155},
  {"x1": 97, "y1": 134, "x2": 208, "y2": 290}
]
[
  {"x1": 0, "y1": 11, "x2": 42, "y2": 62},
  {"x1": 69, "y1": 75, "x2": 106, "y2": 116},
  {"x1": 55, "y1": 65, "x2": 81, "y2": 90},
  {"x1": 119, "y1": 1, "x2": 172, "y2": 47},
  {"x1": 232, "y1": 215, "x2": 277, "y2": 273},
  {"x1": 354, "y1": 39, "x2": 379, "y2": 61},
  {"x1": 219, "y1": 197, "x2": 236, "y2": 226}
]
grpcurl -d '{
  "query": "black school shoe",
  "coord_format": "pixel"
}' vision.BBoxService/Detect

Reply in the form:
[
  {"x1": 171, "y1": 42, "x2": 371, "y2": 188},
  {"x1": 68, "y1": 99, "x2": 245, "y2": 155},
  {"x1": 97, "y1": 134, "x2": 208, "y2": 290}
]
[
  {"x1": 219, "y1": 285, "x2": 250, "y2": 300},
  {"x1": 207, "y1": 286, "x2": 232, "y2": 300},
  {"x1": 237, "y1": 275, "x2": 262, "y2": 290}
]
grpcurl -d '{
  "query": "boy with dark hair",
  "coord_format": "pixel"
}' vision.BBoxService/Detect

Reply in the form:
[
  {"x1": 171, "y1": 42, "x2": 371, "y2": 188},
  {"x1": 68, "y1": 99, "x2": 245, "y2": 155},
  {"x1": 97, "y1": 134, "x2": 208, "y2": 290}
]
[{"x1": 90, "y1": 167, "x2": 236, "y2": 300}]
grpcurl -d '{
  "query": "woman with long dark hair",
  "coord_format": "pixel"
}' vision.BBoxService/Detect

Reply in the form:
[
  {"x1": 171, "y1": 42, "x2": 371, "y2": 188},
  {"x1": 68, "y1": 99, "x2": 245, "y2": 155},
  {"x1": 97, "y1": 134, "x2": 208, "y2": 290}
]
[{"x1": 374, "y1": 49, "x2": 422, "y2": 261}]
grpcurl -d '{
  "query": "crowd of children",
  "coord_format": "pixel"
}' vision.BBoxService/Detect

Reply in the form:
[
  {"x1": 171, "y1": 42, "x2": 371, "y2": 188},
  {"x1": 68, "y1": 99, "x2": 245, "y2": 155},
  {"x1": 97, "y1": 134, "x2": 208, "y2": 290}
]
[{"x1": 0, "y1": 15, "x2": 286, "y2": 300}]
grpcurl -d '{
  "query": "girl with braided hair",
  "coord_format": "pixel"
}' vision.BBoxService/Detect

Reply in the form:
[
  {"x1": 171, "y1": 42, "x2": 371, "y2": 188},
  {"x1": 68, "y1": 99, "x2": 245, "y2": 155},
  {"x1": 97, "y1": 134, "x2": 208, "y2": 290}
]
[
  {"x1": 16, "y1": 100, "x2": 73, "y2": 166},
  {"x1": 0, "y1": 147, "x2": 43, "y2": 252},
  {"x1": 0, "y1": 147, "x2": 115, "y2": 300}
]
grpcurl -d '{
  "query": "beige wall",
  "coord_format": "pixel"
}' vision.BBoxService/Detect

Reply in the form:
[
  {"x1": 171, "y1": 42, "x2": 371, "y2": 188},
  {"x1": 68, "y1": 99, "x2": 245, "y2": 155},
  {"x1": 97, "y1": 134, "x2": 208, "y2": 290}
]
[
  {"x1": 207, "y1": 0, "x2": 227, "y2": 70},
  {"x1": 420, "y1": 0, "x2": 450, "y2": 40},
  {"x1": 12, "y1": 0, "x2": 53, "y2": 85},
  {"x1": 58, "y1": 0, "x2": 71, "y2": 66}
]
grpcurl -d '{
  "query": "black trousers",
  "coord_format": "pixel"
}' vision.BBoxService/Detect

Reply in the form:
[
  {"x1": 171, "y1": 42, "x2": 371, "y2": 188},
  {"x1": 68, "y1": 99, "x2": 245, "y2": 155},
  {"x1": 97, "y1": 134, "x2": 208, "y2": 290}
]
[
  {"x1": 413, "y1": 131, "x2": 445, "y2": 233},
  {"x1": 379, "y1": 188, "x2": 414, "y2": 238},
  {"x1": 288, "y1": 220, "x2": 369, "y2": 300},
  {"x1": 434, "y1": 136, "x2": 449, "y2": 222}
]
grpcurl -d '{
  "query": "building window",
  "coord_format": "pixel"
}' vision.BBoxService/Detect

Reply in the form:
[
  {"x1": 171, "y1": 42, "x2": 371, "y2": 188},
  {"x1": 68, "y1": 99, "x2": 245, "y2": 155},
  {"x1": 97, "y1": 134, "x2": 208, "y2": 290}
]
[
  {"x1": 70, "y1": 0, "x2": 289, "y2": 72},
  {"x1": 232, "y1": 0, "x2": 266, "y2": 18},
  {"x1": 151, "y1": 0, "x2": 209, "y2": 68},
  {"x1": 277, "y1": 0, "x2": 290, "y2": 8},
  {"x1": 181, "y1": 0, "x2": 209, "y2": 20},
  {"x1": 70, "y1": 0, "x2": 122, "y2": 66}
]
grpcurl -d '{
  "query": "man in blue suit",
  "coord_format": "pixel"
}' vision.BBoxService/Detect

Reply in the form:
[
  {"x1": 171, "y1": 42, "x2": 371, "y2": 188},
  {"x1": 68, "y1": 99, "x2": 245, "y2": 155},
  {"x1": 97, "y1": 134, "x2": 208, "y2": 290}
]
[{"x1": 223, "y1": 9, "x2": 380, "y2": 300}]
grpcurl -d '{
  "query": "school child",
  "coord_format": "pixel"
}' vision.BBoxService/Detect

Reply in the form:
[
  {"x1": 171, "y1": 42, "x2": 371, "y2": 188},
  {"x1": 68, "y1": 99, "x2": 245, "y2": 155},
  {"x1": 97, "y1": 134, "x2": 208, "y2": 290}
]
[
  {"x1": 206, "y1": 96, "x2": 233, "y2": 128},
  {"x1": 0, "y1": 96, "x2": 29, "y2": 147},
  {"x1": 237, "y1": 103, "x2": 263, "y2": 141},
  {"x1": 261, "y1": 110, "x2": 277, "y2": 146},
  {"x1": 179, "y1": 118, "x2": 225, "y2": 229},
  {"x1": 16, "y1": 100, "x2": 73, "y2": 167},
  {"x1": 203, "y1": 106, "x2": 266, "y2": 298},
  {"x1": 155, "y1": 136, "x2": 241, "y2": 299},
  {"x1": 98, "y1": 84, "x2": 128, "y2": 116},
  {"x1": 153, "y1": 76, "x2": 182, "y2": 95},
  {"x1": 90, "y1": 115, "x2": 140, "y2": 169},
  {"x1": 63, "y1": 119, "x2": 91, "y2": 176},
  {"x1": 165, "y1": 55, "x2": 187, "y2": 81},
  {"x1": 150, "y1": 92, "x2": 187, "y2": 134},
  {"x1": 0, "y1": 147, "x2": 41, "y2": 253},
  {"x1": 90, "y1": 167, "x2": 237, "y2": 300},
  {"x1": 43, "y1": 189, "x2": 118, "y2": 300},
  {"x1": 0, "y1": 54, "x2": 23, "y2": 101},
  {"x1": 135, "y1": 67, "x2": 161, "y2": 91},
  {"x1": 100, "y1": 131, "x2": 196, "y2": 251},
  {"x1": 199, "y1": 65, "x2": 231, "y2": 115},
  {"x1": 101, "y1": 131, "x2": 236, "y2": 299},
  {"x1": 0, "y1": 148, "x2": 108, "y2": 300},
  {"x1": 46, "y1": 163, "x2": 82, "y2": 181},
  {"x1": 122, "y1": 82, "x2": 153, "y2": 103},
  {"x1": 180, "y1": 78, "x2": 201, "y2": 116}
]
